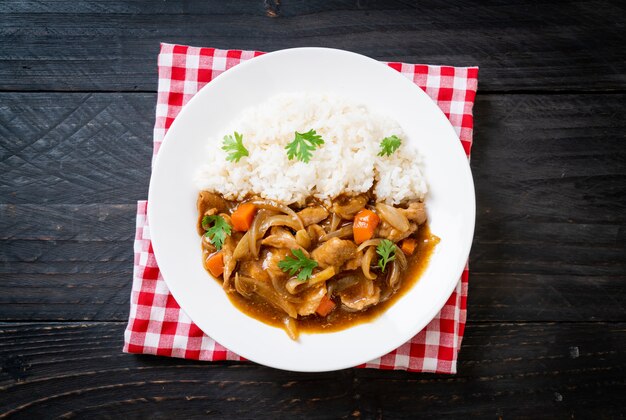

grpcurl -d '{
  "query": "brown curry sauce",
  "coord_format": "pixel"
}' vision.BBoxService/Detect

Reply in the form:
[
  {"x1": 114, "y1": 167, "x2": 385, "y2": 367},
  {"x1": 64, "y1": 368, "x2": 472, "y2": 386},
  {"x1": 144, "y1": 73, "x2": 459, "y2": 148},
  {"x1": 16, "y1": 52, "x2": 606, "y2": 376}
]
[{"x1": 222, "y1": 224, "x2": 439, "y2": 333}]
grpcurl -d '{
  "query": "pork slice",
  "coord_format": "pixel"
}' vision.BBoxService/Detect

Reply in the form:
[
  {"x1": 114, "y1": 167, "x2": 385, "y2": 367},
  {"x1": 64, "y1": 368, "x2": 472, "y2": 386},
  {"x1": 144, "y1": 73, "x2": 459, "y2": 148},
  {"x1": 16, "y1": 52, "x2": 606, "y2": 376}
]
[
  {"x1": 262, "y1": 227, "x2": 308, "y2": 254},
  {"x1": 376, "y1": 220, "x2": 418, "y2": 242},
  {"x1": 311, "y1": 237, "x2": 357, "y2": 269},
  {"x1": 262, "y1": 247, "x2": 293, "y2": 281},
  {"x1": 296, "y1": 286, "x2": 327, "y2": 316},
  {"x1": 401, "y1": 202, "x2": 427, "y2": 225},
  {"x1": 297, "y1": 206, "x2": 330, "y2": 226},
  {"x1": 331, "y1": 194, "x2": 368, "y2": 220},
  {"x1": 338, "y1": 279, "x2": 381, "y2": 311}
]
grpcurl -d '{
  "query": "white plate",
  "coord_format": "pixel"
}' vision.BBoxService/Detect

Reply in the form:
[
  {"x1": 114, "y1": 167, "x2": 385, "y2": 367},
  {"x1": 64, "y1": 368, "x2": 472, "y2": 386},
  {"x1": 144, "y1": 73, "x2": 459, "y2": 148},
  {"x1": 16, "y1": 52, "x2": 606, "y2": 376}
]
[{"x1": 148, "y1": 47, "x2": 475, "y2": 372}]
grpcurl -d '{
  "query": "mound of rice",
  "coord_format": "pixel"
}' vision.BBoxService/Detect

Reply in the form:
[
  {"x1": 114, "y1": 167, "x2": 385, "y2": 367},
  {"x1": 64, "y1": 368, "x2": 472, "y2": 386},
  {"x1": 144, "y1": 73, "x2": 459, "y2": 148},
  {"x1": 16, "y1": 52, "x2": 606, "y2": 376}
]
[{"x1": 194, "y1": 92, "x2": 427, "y2": 205}]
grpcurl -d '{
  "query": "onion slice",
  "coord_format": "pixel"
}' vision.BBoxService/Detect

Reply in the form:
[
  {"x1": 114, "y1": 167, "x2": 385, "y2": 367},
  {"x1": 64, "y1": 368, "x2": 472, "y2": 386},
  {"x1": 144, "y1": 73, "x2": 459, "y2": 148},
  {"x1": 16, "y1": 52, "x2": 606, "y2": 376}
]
[
  {"x1": 234, "y1": 273, "x2": 253, "y2": 298},
  {"x1": 356, "y1": 238, "x2": 383, "y2": 252},
  {"x1": 387, "y1": 260, "x2": 401, "y2": 291},
  {"x1": 386, "y1": 245, "x2": 407, "y2": 291},
  {"x1": 232, "y1": 231, "x2": 251, "y2": 261},
  {"x1": 285, "y1": 266, "x2": 337, "y2": 294},
  {"x1": 376, "y1": 202, "x2": 410, "y2": 232},
  {"x1": 329, "y1": 212, "x2": 341, "y2": 232},
  {"x1": 271, "y1": 272, "x2": 303, "y2": 303},
  {"x1": 234, "y1": 274, "x2": 298, "y2": 318},
  {"x1": 283, "y1": 317, "x2": 299, "y2": 340},
  {"x1": 248, "y1": 209, "x2": 274, "y2": 258},
  {"x1": 295, "y1": 229, "x2": 312, "y2": 249},
  {"x1": 260, "y1": 215, "x2": 302, "y2": 235},
  {"x1": 328, "y1": 275, "x2": 361, "y2": 295},
  {"x1": 394, "y1": 243, "x2": 408, "y2": 269},
  {"x1": 249, "y1": 199, "x2": 304, "y2": 230},
  {"x1": 361, "y1": 246, "x2": 377, "y2": 280},
  {"x1": 319, "y1": 224, "x2": 353, "y2": 242}
]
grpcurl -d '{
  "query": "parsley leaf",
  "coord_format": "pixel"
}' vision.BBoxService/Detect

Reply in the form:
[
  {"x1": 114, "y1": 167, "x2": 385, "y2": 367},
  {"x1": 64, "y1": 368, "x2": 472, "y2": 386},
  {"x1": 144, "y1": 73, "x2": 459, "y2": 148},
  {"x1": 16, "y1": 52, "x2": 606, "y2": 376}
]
[
  {"x1": 377, "y1": 135, "x2": 402, "y2": 157},
  {"x1": 222, "y1": 131, "x2": 249, "y2": 163},
  {"x1": 376, "y1": 239, "x2": 396, "y2": 272},
  {"x1": 278, "y1": 249, "x2": 318, "y2": 281},
  {"x1": 285, "y1": 129, "x2": 325, "y2": 163},
  {"x1": 202, "y1": 215, "x2": 232, "y2": 251}
]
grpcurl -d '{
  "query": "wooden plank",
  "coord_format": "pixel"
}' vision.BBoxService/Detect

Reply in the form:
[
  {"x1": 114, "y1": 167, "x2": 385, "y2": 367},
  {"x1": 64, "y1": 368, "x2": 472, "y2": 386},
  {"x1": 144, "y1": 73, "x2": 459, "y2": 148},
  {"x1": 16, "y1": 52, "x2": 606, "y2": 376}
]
[
  {"x1": 0, "y1": 204, "x2": 136, "y2": 241},
  {"x1": 1, "y1": 225, "x2": 624, "y2": 322},
  {"x1": 2, "y1": 271, "x2": 625, "y2": 322},
  {"x1": 2, "y1": 92, "x2": 625, "y2": 208},
  {"x1": 355, "y1": 321, "x2": 626, "y2": 417},
  {"x1": 0, "y1": 93, "x2": 154, "y2": 204},
  {"x1": 1, "y1": 1, "x2": 625, "y2": 91},
  {"x1": 2, "y1": 235, "x2": 624, "y2": 278},
  {"x1": 0, "y1": 274, "x2": 132, "y2": 321},
  {"x1": 1, "y1": 92, "x2": 625, "y2": 322},
  {"x1": 0, "y1": 210, "x2": 624, "y2": 321},
  {"x1": 470, "y1": 94, "x2": 626, "y2": 225},
  {"x1": 0, "y1": 322, "x2": 624, "y2": 417},
  {"x1": 468, "y1": 273, "x2": 626, "y2": 322}
]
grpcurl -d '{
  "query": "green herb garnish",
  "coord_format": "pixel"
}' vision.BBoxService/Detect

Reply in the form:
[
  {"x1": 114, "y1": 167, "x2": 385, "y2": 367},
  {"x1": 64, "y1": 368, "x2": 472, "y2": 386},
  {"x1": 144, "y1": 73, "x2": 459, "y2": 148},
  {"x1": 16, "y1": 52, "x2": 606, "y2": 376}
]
[
  {"x1": 285, "y1": 129, "x2": 325, "y2": 163},
  {"x1": 202, "y1": 215, "x2": 232, "y2": 251},
  {"x1": 278, "y1": 249, "x2": 318, "y2": 281},
  {"x1": 376, "y1": 239, "x2": 396, "y2": 272},
  {"x1": 222, "y1": 131, "x2": 249, "y2": 163},
  {"x1": 377, "y1": 135, "x2": 402, "y2": 157}
]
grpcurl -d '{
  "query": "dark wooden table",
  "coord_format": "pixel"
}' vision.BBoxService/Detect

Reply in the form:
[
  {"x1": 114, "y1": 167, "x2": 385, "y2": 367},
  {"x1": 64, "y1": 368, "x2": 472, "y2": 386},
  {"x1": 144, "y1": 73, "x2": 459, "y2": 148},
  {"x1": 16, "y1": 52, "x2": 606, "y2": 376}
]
[{"x1": 2, "y1": 1, "x2": 625, "y2": 418}]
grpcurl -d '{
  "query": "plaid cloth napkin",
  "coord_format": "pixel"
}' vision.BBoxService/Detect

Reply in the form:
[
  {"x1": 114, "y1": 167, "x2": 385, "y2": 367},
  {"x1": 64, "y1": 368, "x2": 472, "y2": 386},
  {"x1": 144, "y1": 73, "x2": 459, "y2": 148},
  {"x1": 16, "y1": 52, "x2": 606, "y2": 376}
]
[{"x1": 124, "y1": 43, "x2": 478, "y2": 373}]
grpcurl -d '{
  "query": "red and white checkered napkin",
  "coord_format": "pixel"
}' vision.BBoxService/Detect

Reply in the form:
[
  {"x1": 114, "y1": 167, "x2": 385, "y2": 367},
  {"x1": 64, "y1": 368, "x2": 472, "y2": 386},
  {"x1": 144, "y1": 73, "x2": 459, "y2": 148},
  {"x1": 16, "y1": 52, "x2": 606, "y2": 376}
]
[{"x1": 124, "y1": 43, "x2": 478, "y2": 373}]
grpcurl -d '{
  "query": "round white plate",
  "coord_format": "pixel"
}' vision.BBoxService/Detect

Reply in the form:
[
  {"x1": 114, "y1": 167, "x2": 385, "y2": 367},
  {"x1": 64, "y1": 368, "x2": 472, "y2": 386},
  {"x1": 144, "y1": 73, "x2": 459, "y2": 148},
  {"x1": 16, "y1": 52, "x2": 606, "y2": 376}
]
[{"x1": 148, "y1": 47, "x2": 475, "y2": 372}]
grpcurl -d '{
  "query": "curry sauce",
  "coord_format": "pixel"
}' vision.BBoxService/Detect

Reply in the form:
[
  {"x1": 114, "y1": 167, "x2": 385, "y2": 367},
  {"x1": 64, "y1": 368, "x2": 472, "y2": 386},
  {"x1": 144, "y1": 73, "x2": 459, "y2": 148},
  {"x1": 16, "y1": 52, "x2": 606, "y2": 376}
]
[
  {"x1": 225, "y1": 224, "x2": 439, "y2": 333},
  {"x1": 198, "y1": 190, "x2": 439, "y2": 339}
]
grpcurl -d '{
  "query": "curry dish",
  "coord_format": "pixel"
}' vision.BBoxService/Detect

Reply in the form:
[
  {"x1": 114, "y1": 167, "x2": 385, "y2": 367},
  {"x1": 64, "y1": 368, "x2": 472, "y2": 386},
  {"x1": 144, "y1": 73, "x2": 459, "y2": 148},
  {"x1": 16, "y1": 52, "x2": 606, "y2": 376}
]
[{"x1": 197, "y1": 191, "x2": 439, "y2": 339}]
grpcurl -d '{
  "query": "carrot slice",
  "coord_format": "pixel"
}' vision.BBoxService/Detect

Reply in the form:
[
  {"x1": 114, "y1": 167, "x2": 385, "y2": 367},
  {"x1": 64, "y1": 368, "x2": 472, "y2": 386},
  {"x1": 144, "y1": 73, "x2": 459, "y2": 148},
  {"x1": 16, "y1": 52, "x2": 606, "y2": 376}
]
[
  {"x1": 231, "y1": 203, "x2": 257, "y2": 232},
  {"x1": 316, "y1": 294, "x2": 336, "y2": 317},
  {"x1": 205, "y1": 251, "x2": 224, "y2": 277},
  {"x1": 400, "y1": 238, "x2": 417, "y2": 256},
  {"x1": 353, "y1": 209, "x2": 380, "y2": 244}
]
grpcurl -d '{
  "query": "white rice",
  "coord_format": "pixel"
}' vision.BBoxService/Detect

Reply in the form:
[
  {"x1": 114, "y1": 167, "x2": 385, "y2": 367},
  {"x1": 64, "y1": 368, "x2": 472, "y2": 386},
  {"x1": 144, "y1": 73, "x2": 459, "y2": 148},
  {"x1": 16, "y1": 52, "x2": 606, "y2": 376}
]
[{"x1": 194, "y1": 92, "x2": 427, "y2": 205}]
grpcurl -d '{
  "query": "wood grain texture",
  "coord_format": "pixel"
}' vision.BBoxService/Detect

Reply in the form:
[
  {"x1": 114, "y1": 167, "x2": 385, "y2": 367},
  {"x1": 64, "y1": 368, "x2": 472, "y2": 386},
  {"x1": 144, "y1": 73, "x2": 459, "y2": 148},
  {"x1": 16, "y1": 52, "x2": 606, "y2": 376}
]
[
  {"x1": 2, "y1": 1, "x2": 625, "y2": 418},
  {"x1": 0, "y1": 204, "x2": 135, "y2": 241},
  {"x1": 2, "y1": 270, "x2": 624, "y2": 323},
  {"x1": 1, "y1": 0, "x2": 625, "y2": 91},
  {"x1": 0, "y1": 93, "x2": 154, "y2": 204},
  {"x1": 4, "y1": 92, "x2": 625, "y2": 208},
  {"x1": 2, "y1": 93, "x2": 625, "y2": 322},
  {"x1": 1, "y1": 322, "x2": 624, "y2": 418}
]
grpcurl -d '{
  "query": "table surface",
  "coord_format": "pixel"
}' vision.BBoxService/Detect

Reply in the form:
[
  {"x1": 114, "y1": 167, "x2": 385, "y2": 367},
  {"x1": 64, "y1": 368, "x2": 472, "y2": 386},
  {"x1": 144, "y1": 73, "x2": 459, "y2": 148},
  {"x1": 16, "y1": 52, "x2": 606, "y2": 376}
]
[{"x1": 1, "y1": 1, "x2": 625, "y2": 418}]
